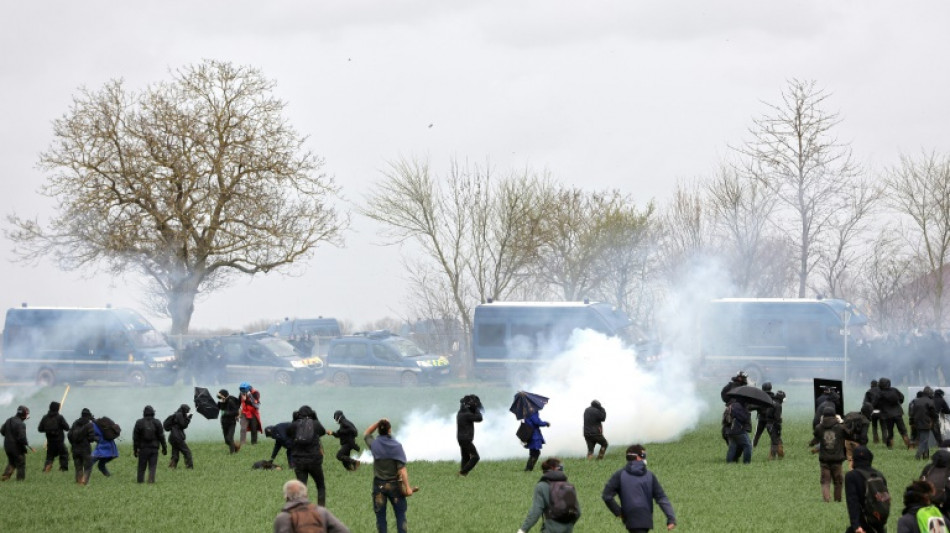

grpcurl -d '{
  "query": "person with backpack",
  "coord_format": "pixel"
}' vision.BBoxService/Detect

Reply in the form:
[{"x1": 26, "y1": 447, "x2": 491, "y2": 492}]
[
  {"x1": 330, "y1": 410, "x2": 360, "y2": 472},
  {"x1": 724, "y1": 398, "x2": 753, "y2": 464},
  {"x1": 217, "y1": 389, "x2": 241, "y2": 454},
  {"x1": 1, "y1": 405, "x2": 31, "y2": 482},
  {"x1": 165, "y1": 404, "x2": 193, "y2": 469},
  {"x1": 238, "y1": 381, "x2": 262, "y2": 449},
  {"x1": 133, "y1": 405, "x2": 167, "y2": 484},
  {"x1": 602, "y1": 444, "x2": 676, "y2": 532},
  {"x1": 843, "y1": 403, "x2": 873, "y2": 466},
  {"x1": 811, "y1": 406, "x2": 850, "y2": 502},
  {"x1": 517, "y1": 457, "x2": 580, "y2": 533},
  {"x1": 896, "y1": 480, "x2": 949, "y2": 533},
  {"x1": 38, "y1": 401, "x2": 70, "y2": 473},
  {"x1": 920, "y1": 445, "x2": 950, "y2": 516},
  {"x1": 875, "y1": 377, "x2": 911, "y2": 450},
  {"x1": 68, "y1": 408, "x2": 96, "y2": 485},
  {"x1": 583, "y1": 399, "x2": 608, "y2": 461},
  {"x1": 89, "y1": 415, "x2": 119, "y2": 480},
  {"x1": 364, "y1": 418, "x2": 417, "y2": 533},
  {"x1": 273, "y1": 479, "x2": 350, "y2": 533},
  {"x1": 457, "y1": 394, "x2": 484, "y2": 475},
  {"x1": 845, "y1": 445, "x2": 890, "y2": 533},
  {"x1": 265, "y1": 421, "x2": 295, "y2": 469},
  {"x1": 287, "y1": 405, "x2": 328, "y2": 506},
  {"x1": 864, "y1": 380, "x2": 883, "y2": 444}
]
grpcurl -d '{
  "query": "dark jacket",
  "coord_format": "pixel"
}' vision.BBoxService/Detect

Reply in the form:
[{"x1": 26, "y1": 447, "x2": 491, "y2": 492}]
[
  {"x1": 168, "y1": 409, "x2": 192, "y2": 442},
  {"x1": 910, "y1": 395, "x2": 938, "y2": 430},
  {"x1": 1, "y1": 415, "x2": 29, "y2": 454},
  {"x1": 920, "y1": 449, "x2": 950, "y2": 510},
  {"x1": 273, "y1": 498, "x2": 350, "y2": 533},
  {"x1": 875, "y1": 386, "x2": 905, "y2": 418},
  {"x1": 68, "y1": 417, "x2": 97, "y2": 452},
  {"x1": 332, "y1": 416, "x2": 359, "y2": 449},
  {"x1": 896, "y1": 505, "x2": 925, "y2": 533},
  {"x1": 38, "y1": 411, "x2": 69, "y2": 442},
  {"x1": 720, "y1": 378, "x2": 744, "y2": 404},
  {"x1": 602, "y1": 459, "x2": 676, "y2": 531},
  {"x1": 724, "y1": 401, "x2": 751, "y2": 436},
  {"x1": 218, "y1": 395, "x2": 240, "y2": 420},
  {"x1": 267, "y1": 422, "x2": 293, "y2": 460},
  {"x1": 133, "y1": 410, "x2": 167, "y2": 452},
  {"x1": 456, "y1": 405, "x2": 483, "y2": 441},
  {"x1": 845, "y1": 464, "x2": 887, "y2": 532},
  {"x1": 843, "y1": 411, "x2": 871, "y2": 445},
  {"x1": 286, "y1": 406, "x2": 327, "y2": 463},
  {"x1": 582, "y1": 405, "x2": 606, "y2": 435},
  {"x1": 864, "y1": 385, "x2": 882, "y2": 408},
  {"x1": 811, "y1": 415, "x2": 849, "y2": 463},
  {"x1": 519, "y1": 469, "x2": 580, "y2": 533}
]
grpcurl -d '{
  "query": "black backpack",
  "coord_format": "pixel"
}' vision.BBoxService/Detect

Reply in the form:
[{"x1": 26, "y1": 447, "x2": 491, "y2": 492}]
[
  {"x1": 546, "y1": 480, "x2": 580, "y2": 524},
  {"x1": 923, "y1": 464, "x2": 950, "y2": 507},
  {"x1": 96, "y1": 417, "x2": 121, "y2": 441},
  {"x1": 67, "y1": 422, "x2": 86, "y2": 445},
  {"x1": 295, "y1": 418, "x2": 316, "y2": 445},
  {"x1": 858, "y1": 469, "x2": 891, "y2": 530},
  {"x1": 163, "y1": 414, "x2": 176, "y2": 432}
]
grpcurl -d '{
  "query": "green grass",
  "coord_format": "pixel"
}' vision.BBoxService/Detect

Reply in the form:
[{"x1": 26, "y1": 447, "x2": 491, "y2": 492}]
[{"x1": 0, "y1": 382, "x2": 933, "y2": 532}]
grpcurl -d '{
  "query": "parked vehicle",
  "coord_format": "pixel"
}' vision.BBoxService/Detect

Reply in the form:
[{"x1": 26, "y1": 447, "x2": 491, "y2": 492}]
[
  {"x1": 192, "y1": 334, "x2": 324, "y2": 385},
  {"x1": 266, "y1": 317, "x2": 342, "y2": 356},
  {"x1": 325, "y1": 331, "x2": 450, "y2": 386},
  {"x1": 1, "y1": 306, "x2": 177, "y2": 386}
]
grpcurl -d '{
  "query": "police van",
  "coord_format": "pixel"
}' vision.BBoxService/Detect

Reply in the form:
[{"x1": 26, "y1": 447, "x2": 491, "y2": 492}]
[
  {"x1": 1, "y1": 306, "x2": 178, "y2": 386},
  {"x1": 325, "y1": 331, "x2": 450, "y2": 386}
]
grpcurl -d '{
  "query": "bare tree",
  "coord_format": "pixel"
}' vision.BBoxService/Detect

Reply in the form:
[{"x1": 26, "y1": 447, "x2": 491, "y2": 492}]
[
  {"x1": 658, "y1": 180, "x2": 709, "y2": 285},
  {"x1": 594, "y1": 200, "x2": 656, "y2": 320},
  {"x1": 812, "y1": 178, "x2": 881, "y2": 298},
  {"x1": 7, "y1": 60, "x2": 345, "y2": 333},
  {"x1": 857, "y1": 229, "x2": 921, "y2": 334},
  {"x1": 737, "y1": 79, "x2": 860, "y2": 297}
]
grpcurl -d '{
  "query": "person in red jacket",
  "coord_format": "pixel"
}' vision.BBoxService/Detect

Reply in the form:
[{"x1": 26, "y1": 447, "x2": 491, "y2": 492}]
[{"x1": 238, "y1": 382, "x2": 262, "y2": 448}]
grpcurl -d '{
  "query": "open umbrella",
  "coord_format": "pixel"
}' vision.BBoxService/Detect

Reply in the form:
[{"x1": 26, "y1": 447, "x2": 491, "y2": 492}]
[
  {"x1": 194, "y1": 387, "x2": 220, "y2": 419},
  {"x1": 509, "y1": 391, "x2": 549, "y2": 420},
  {"x1": 726, "y1": 385, "x2": 774, "y2": 408}
]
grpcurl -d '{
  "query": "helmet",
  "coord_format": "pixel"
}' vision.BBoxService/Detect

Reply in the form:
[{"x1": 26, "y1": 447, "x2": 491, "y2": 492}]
[
  {"x1": 735, "y1": 371, "x2": 748, "y2": 384},
  {"x1": 240, "y1": 381, "x2": 251, "y2": 391},
  {"x1": 16, "y1": 405, "x2": 29, "y2": 419},
  {"x1": 761, "y1": 382, "x2": 772, "y2": 392},
  {"x1": 879, "y1": 377, "x2": 891, "y2": 389}
]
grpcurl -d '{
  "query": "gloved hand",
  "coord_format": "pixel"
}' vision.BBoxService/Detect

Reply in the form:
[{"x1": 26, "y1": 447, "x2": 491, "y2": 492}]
[
  {"x1": 134, "y1": 449, "x2": 139, "y2": 457},
  {"x1": 187, "y1": 414, "x2": 193, "y2": 421},
  {"x1": 162, "y1": 446, "x2": 167, "y2": 456}
]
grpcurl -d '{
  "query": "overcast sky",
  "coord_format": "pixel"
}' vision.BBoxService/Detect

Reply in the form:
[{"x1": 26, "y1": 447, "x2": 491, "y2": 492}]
[{"x1": 1, "y1": 1, "x2": 948, "y2": 332}]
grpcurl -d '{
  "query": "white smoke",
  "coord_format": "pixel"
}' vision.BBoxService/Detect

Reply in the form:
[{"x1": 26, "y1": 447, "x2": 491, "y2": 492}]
[{"x1": 393, "y1": 328, "x2": 706, "y2": 461}]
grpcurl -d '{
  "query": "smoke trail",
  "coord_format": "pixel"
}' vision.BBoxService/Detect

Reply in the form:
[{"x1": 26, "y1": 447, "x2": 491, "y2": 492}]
[{"x1": 394, "y1": 329, "x2": 706, "y2": 461}]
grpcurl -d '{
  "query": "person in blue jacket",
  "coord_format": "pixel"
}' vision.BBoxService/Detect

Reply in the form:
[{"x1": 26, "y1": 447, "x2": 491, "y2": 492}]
[
  {"x1": 524, "y1": 411, "x2": 550, "y2": 472},
  {"x1": 89, "y1": 417, "x2": 119, "y2": 481},
  {"x1": 602, "y1": 444, "x2": 677, "y2": 532},
  {"x1": 265, "y1": 422, "x2": 294, "y2": 468}
]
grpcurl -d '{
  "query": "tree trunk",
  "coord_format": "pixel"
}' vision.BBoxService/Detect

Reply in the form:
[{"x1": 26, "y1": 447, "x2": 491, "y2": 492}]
[{"x1": 167, "y1": 279, "x2": 199, "y2": 335}]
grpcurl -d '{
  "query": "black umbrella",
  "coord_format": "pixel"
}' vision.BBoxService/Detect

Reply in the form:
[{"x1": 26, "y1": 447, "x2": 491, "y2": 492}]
[
  {"x1": 194, "y1": 387, "x2": 220, "y2": 419},
  {"x1": 726, "y1": 385, "x2": 774, "y2": 407},
  {"x1": 509, "y1": 391, "x2": 549, "y2": 420}
]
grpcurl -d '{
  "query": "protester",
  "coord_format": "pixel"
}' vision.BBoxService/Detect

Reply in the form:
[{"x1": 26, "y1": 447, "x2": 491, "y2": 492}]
[
  {"x1": 523, "y1": 411, "x2": 551, "y2": 472},
  {"x1": 517, "y1": 457, "x2": 580, "y2": 533},
  {"x1": 724, "y1": 398, "x2": 752, "y2": 464},
  {"x1": 68, "y1": 408, "x2": 96, "y2": 485},
  {"x1": 919, "y1": 444, "x2": 950, "y2": 516},
  {"x1": 364, "y1": 418, "x2": 417, "y2": 533},
  {"x1": 811, "y1": 406, "x2": 849, "y2": 502},
  {"x1": 265, "y1": 422, "x2": 294, "y2": 468},
  {"x1": 935, "y1": 390, "x2": 950, "y2": 443},
  {"x1": 874, "y1": 377, "x2": 911, "y2": 449},
  {"x1": 910, "y1": 387, "x2": 939, "y2": 460},
  {"x1": 330, "y1": 410, "x2": 360, "y2": 472},
  {"x1": 1, "y1": 405, "x2": 31, "y2": 482},
  {"x1": 287, "y1": 405, "x2": 328, "y2": 506},
  {"x1": 720, "y1": 371, "x2": 747, "y2": 404},
  {"x1": 273, "y1": 479, "x2": 350, "y2": 533},
  {"x1": 895, "y1": 480, "x2": 942, "y2": 533},
  {"x1": 583, "y1": 400, "x2": 608, "y2": 460},
  {"x1": 842, "y1": 403, "x2": 872, "y2": 465},
  {"x1": 89, "y1": 415, "x2": 119, "y2": 480},
  {"x1": 752, "y1": 384, "x2": 785, "y2": 460},
  {"x1": 239, "y1": 381, "x2": 263, "y2": 449},
  {"x1": 602, "y1": 444, "x2": 676, "y2": 532},
  {"x1": 38, "y1": 401, "x2": 70, "y2": 473},
  {"x1": 133, "y1": 405, "x2": 167, "y2": 484},
  {"x1": 864, "y1": 380, "x2": 883, "y2": 444},
  {"x1": 217, "y1": 388, "x2": 241, "y2": 454},
  {"x1": 457, "y1": 394, "x2": 483, "y2": 475},
  {"x1": 166, "y1": 404, "x2": 194, "y2": 469},
  {"x1": 844, "y1": 446, "x2": 889, "y2": 533}
]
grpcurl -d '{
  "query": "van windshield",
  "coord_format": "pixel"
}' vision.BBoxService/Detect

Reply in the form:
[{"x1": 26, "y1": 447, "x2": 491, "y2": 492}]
[
  {"x1": 258, "y1": 337, "x2": 299, "y2": 358},
  {"x1": 129, "y1": 329, "x2": 168, "y2": 349},
  {"x1": 386, "y1": 338, "x2": 426, "y2": 357}
]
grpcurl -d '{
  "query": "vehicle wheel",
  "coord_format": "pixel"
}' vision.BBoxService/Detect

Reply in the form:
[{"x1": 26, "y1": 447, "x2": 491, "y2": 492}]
[
  {"x1": 332, "y1": 372, "x2": 351, "y2": 387},
  {"x1": 36, "y1": 368, "x2": 56, "y2": 387},
  {"x1": 400, "y1": 372, "x2": 419, "y2": 387},
  {"x1": 275, "y1": 371, "x2": 292, "y2": 385},
  {"x1": 127, "y1": 370, "x2": 147, "y2": 387}
]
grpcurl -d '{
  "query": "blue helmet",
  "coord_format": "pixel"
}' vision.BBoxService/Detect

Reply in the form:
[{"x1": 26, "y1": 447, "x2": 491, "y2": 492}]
[{"x1": 240, "y1": 381, "x2": 251, "y2": 391}]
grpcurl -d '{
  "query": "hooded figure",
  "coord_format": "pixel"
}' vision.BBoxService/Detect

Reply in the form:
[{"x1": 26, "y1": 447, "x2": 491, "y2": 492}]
[
  {"x1": 845, "y1": 445, "x2": 888, "y2": 533},
  {"x1": 456, "y1": 395, "x2": 484, "y2": 475},
  {"x1": 133, "y1": 405, "x2": 167, "y2": 484},
  {"x1": 811, "y1": 406, "x2": 849, "y2": 503},
  {"x1": 874, "y1": 377, "x2": 911, "y2": 449},
  {"x1": 602, "y1": 445, "x2": 675, "y2": 532},
  {"x1": 1, "y1": 406, "x2": 31, "y2": 481},
  {"x1": 331, "y1": 410, "x2": 360, "y2": 471},
  {"x1": 68, "y1": 408, "x2": 97, "y2": 485},
  {"x1": 167, "y1": 404, "x2": 194, "y2": 469},
  {"x1": 217, "y1": 389, "x2": 241, "y2": 454},
  {"x1": 583, "y1": 400, "x2": 608, "y2": 460},
  {"x1": 38, "y1": 401, "x2": 70, "y2": 472},
  {"x1": 286, "y1": 405, "x2": 328, "y2": 506}
]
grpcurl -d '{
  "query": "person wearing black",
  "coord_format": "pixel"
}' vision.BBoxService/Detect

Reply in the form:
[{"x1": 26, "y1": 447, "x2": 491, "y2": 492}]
[
  {"x1": 265, "y1": 422, "x2": 294, "y2": 468},
  {"x1": 810, "y1": 406, "x2": 849, "y2": 502},
  {"x1": 583, "y1": 399, "x2": 608, "y2": 461},
  {"x1": 38, "y1": 401, "x2": 70, "y2": 473},
  {"x1": 813, "y1": 387, "x2": 840, "y2": 429},
  {"x1": 286, "y1": 405, "x2": 328, "y2": 506},
  {"x1": 863, "y1": 380, "x2": 883, "y2": 444},
  {"x1": 330, "y1": 410, "x2": 360, "y2": 471},
  {"x1": 1, "y1": 405, "x2": 31, "y2": 482},
  {"x1": 217, "y1": 389, "x2": 240, "y2": 454},
  {"x1": 842, "y1": 403, "x2": 872, "y2": 465},
  {"x1": 724, "y1": 399, "x2": 753, "y2": 463},
  {"x1": 457, "y1": 394, "x2": 484, "y2": 475},
  {"x1": 68, "y1": 408, "x2": 96, "y2": 485},
  {"x1": 874, "y1": 377, "x2": 911, "y2": 449},
  {"x1": 753, "y1": 384, "x2": 786, "y2": 460},
  {"x1": 844, "y1": 445, "x2": 888, "y2": 533},
  {"x1": 911, "y1": 387, "x2": 939, "y2": 460},
  {"x1": 720, "y1": 371, "x2": 747, "y2": 404},
  {"x1": 167, "y1": 404, "x2": 193, "y2": 469},
  {"x1": 133, "y1": 405, "x2": 167, "y2": 484},
  {"x1": 920, "y1": 445, "x2": 950, "y2": 516},
  {"x1": 935, "y1": 389, "x2": 950, "y2": 443}
]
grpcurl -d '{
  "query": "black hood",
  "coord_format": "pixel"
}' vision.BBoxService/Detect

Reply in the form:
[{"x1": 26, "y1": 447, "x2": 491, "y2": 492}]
[
  {"x1": 297, "y1": 405, "x2": 316, "y2": 419},
  {"x1": 932, "y1": 449, "x2": 950, "y2": 468},
  {"x1": 143, "y1": 405, "x2": 156, "y2": 417}
]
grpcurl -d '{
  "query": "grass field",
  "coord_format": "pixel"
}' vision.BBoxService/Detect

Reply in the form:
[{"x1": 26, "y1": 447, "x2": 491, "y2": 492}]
[{"x1": 0, "y1": 381, "x2": 934, "y2": 532}]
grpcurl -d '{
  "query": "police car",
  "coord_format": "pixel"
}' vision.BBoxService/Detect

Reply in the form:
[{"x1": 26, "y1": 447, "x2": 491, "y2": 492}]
[{"x1": 326, "y1": 330, "x2": 450, "y2": 386}]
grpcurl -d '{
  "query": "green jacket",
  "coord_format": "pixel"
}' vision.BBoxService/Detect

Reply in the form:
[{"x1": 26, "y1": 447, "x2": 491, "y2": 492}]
[{"x1": 520, "y1": 470, "x2": 579, "y2": 532}]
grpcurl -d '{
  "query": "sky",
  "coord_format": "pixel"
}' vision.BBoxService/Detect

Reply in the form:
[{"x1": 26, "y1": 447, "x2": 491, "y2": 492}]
[{"x1": 1, "y1": 1, "x2": 949, "y2": 332}]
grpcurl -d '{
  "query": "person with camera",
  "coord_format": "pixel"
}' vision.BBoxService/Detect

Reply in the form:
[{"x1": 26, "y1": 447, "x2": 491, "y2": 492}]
[
  {"x1": 720, "y1": 370, "x2": 747, "y2": 404},
  {"x1": 330, "y1": 410, "x2": 361, "y2": 472},
  {"x1": 287, "y1": 405, "x2": 329, "y2": 506},
  {"x1": 274, "y1": 479, "x2": 350, "y2": 533},
  {"x1": 238, "y1": 381, "x2": 262, "y2": 449},
  {"x1": 166, "y1": 404, "x2": 193, "y2": 469},
  {"x1": 583, "y1": 400, "x2": 608, "y2": 460},
  {"x1": 365, "y1": 418, "x2": 417, "y2": 533},
  {"x1": 133, "y1": 404, "x2": 167, "y2": 484},
  {"x1": 602, "y1": 444, "x2": 676, "y2": 532},
  {"x1": 1, "y1": 405, "x2": 31, "y2": 481},
  {"x1": 457, "y1": 394, "x2": 484, "y2": 476}
]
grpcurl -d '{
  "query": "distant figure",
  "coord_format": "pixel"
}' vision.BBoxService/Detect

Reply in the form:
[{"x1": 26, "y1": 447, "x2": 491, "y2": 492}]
[
  {"x1": 1, "y1": 405, "x2": 31, "y2": 481},
  {"x1": 874, "y1": 377, "x2": 910, "y2": 449},
  {"x1": 68, "y1": 408, "x2": 96, "y2": 485},
  {"x1": 723, "y1": 399, "x2": 752, "y2": 464},
  {"x1": 38, "y1": 401, "x2": 70, "y2": 473},
  {"x1": 364, "y1": 418, "x2": 417, "y2": 533},
  {"x1": 89, "y1": 415, "x2": 119, "y2": 480},
  {"x1": 523, "y1": 411, "x2": 551, "y2": 472},
  {"x1": 844, "y1": 446, "x2": 889, "y2": 533},
  {"x1": 330, "y1": 410, "x2": 360, "y2": 472},
  {"x1": 456, "y1": 394, "x2": 483, "y2": 476},
  {"x1": 842, "y1": 403, "x2": 872, "y2": 464},
  {"x1": 217, "y1": 389, "x2": 241, "y2": 454},
  {"x1": 133, "y1": 405, "x2": 167, "y2": 484},
  {"x1": 287, "y1": 405, "x2": 328, "y2": 506},
  {"x1": 910, "y1": 387, "x2": 939, "y2": 460},
  {"x1": 811, "y1": 406, "x2": 849, "y2": 503},
  {"x1": 720, "y1": 371, "x2": 747, "y2": 404},
  {"x1": 265, "y1": 422, "x2": 294, "y2": 469},
  {"x1": 583, "y1": 400, "x2": 608, "y2": 460},
  {"x1": 239, "y1": 382, "x2": 263, "y2": 449},
  {"x1": 517, "y1": 457, "x2": 580, "y2": 533},
  {"x1": 863, "y1": 380, "x2": 882, "y2": 444},
  {"x1": 273, "y1": 479, "x2": 350, "y2": 533},
  {"x1": 753, "y1": 384, "x2": 786, "y2": 460},
  {"x1": 602, "y1": 444, "x2": 676, "y2": 532},
  {"x1": 166, "y1": 404, "x2": 193, "y2": 469}
]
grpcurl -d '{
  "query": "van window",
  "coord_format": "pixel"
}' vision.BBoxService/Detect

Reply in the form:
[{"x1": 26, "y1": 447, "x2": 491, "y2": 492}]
[
  {"x1": 477, "y1": 324, "x2": 505, "y2": 347},
  {"x1": 386, "y1": 339, "x2": 425, "y2": 357}
]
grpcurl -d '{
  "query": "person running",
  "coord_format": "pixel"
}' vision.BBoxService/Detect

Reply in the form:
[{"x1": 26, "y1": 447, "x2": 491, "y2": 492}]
[
  {"x1": 133, "y1": 405, "x2": 167, "y2": 484},
  {"x1": 364, "y1": 418, "x2": 417, "y2": 533},
  {"x1": 583, "y1": 400, "x2": 608, "y2": 460},
  {"x1": 602, "y1": 444, "x2": 676, "y2": 532},
  {"x1": 457, "y1": 394, "x2": 483, "y2": 476},
  {"x1": 89, "y1": 416, "x2": 119, "y2": 480},
  {"x1": 217, "y1": 389, "x2": 240, "y2": 454},
  {"x1": 37, "y1": 401, "x2": 70, "y2": 473},
  {"x1": 273, "y1": 479, "x2": 350, "y2": 533},
  {"x1": 330, "y1": 410, "x2": 360, "y2": 472},
  {"x1": 1, "y1": 405, "x2": 31, "y2": 482},
  {"x1": 517, "y1": 457, "x2": 581, "y2": 533}
]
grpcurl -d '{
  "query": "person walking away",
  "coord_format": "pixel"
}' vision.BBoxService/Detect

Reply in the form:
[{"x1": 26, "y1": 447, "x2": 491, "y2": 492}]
[
  {"x1": 273, "y1": 478, "x2": 350, "y2": 533},
  {"x1": 874, "y1": 377, "x2": 911, "y2": 449},
  {"x1": 811, "y1": 406, "x2": 850, "y2": 502},
  {"x1": 842, "y1": 403, "x2": 872, "y2": 467},
  {"x1": 330, "y1": 410, "x2": 360, "y2": 472},
  {"x1": 38, "y1": 401, "x2": 70, "y2": 473},
  {"x1": 166, "y1": 404, "x2": 194, "y2": 469},
  {"x1": 364, "y1": 418, "x2": 417, "y2": 533},
  {"x1": 133, "y1": 405, "x2": 167, "y2": 483},
  {"x1": 457, "y1": 394, "x2": 483, "y2": 475},
  {"x1": 1, "y1": 405, "x2": 31, "y2": 481},
  {"x1": 89, "y1": 416, "x2": 119, "y2": 480},
  {"x1": 911, "y1": 387, "x2": 939, "y2": 460},
  {"x1": 523, "y1": 411, "x2": 550, "y2": 472},
  {"x1": 920, "y1": 445, "x2": 950, "y2": 517},
  {"x1": 517, "y1": 457, "x2": 580, "y2": 533},
  {"x1": 934, "y1": 389, "x2": 950, "y2": 444},
  {"x1": 217, "y1": 389, "x2": 241, "y2": 454},
  {"x1": 583, "y1": 400, "x2": 608, "y2": 460},
  {"x1": 844, "y1": 446, "x2": 889, "y2": 533},
  {"x1": 864, "y1": 380, "x2": 883, "y2": 444},
  {"x1": 287, "y1": 405, "x2": 328, "y2": 506},
  {"x1": 602, "y1": 444, "x2": 676, "y2": 532},
  {"x1": 239, "y1": 382, "x2": 262, "y2": 449},
  {"x1": 265, "y1": 422, "x2": 295, "y2": 468},
  {"x1": 68, "y1": 408, "x2": 96, "y2": 485},
  {"x1": 724, "y1": 399, "x2": 753, "y2": 463}
]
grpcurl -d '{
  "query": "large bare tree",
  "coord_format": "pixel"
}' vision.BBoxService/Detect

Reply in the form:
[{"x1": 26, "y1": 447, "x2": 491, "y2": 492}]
[
  {"x1": 7, "y1": 60, "x2": 345, "y2": 333},
  {"x1": 737, "y1": 79, "x2": 860, "y2": 298}
]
